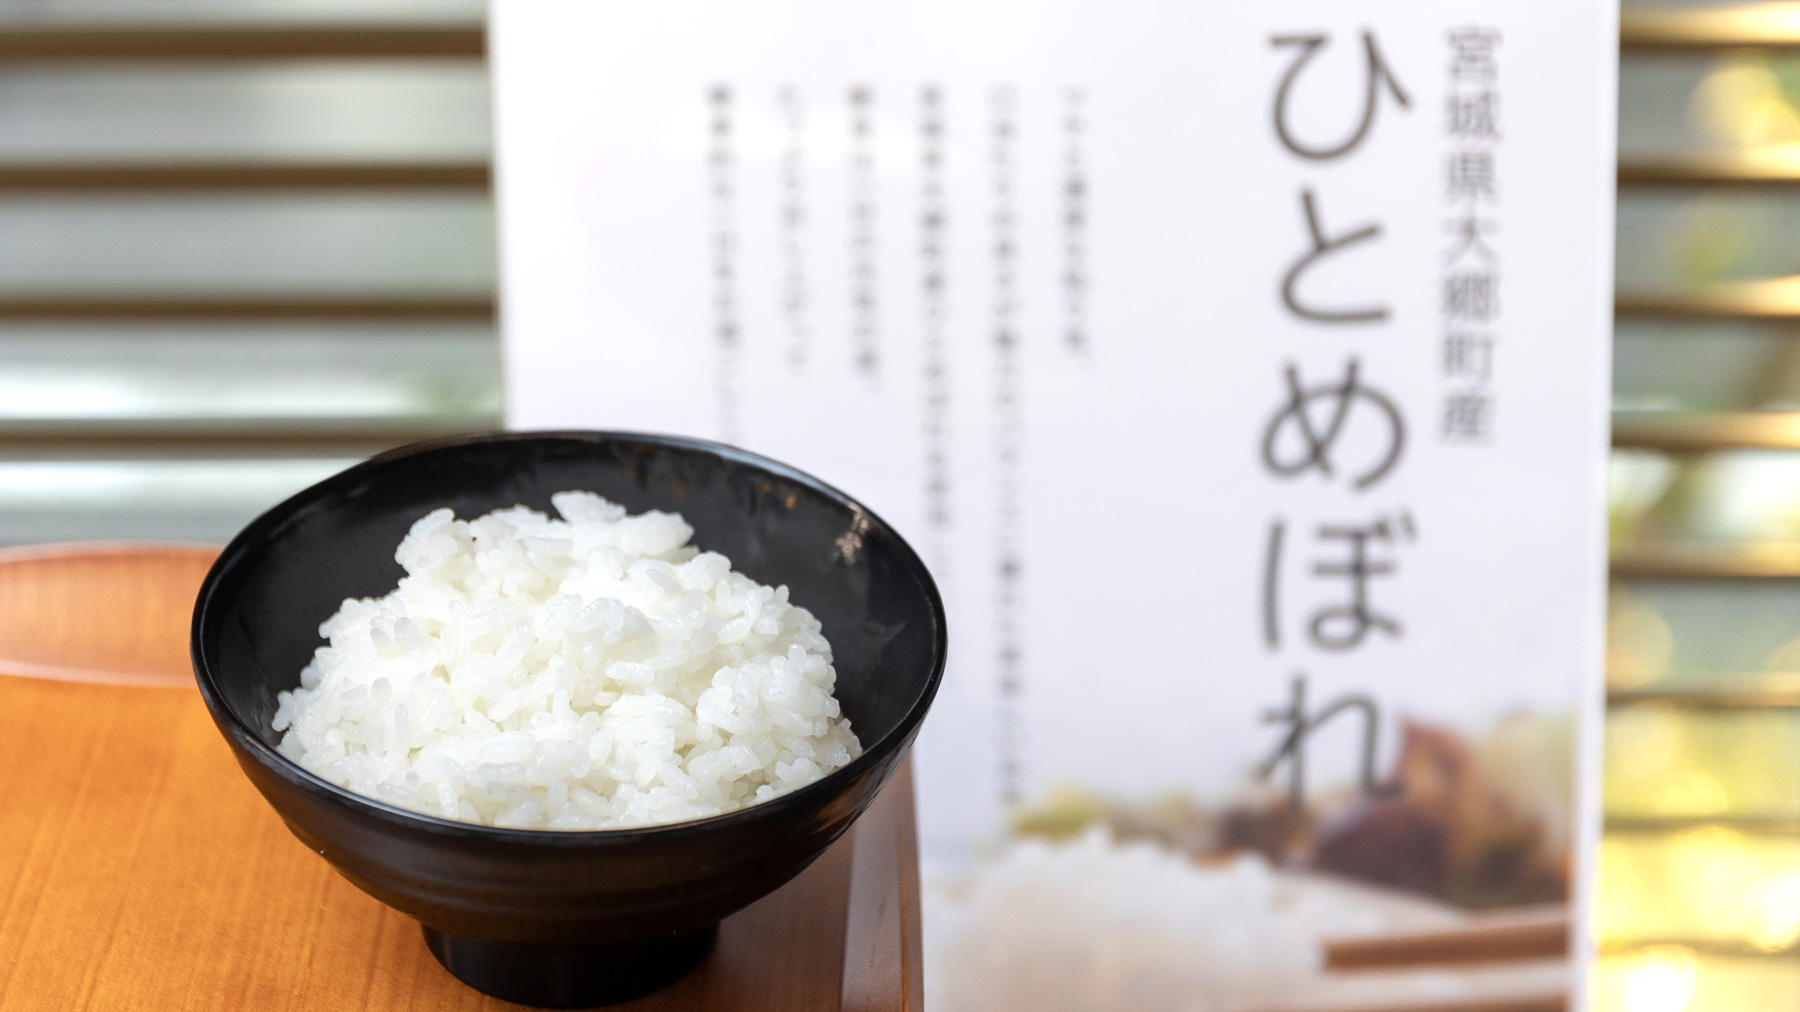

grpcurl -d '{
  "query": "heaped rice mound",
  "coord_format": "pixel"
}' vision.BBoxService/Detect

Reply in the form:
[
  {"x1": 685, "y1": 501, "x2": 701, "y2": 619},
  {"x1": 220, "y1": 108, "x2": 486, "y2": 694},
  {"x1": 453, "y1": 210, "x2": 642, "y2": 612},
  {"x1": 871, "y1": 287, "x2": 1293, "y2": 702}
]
[{"x1": 272, "y1": 491, "x2": 861, "y2": 830}]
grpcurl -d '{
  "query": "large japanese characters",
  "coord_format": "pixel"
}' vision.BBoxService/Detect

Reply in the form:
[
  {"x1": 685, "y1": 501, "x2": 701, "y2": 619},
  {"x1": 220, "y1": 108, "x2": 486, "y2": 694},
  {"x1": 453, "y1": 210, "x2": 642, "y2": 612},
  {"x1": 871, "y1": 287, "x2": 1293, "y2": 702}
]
[{"x1": 491, "y1": 3, "x2": 1615, "y2": 1008}]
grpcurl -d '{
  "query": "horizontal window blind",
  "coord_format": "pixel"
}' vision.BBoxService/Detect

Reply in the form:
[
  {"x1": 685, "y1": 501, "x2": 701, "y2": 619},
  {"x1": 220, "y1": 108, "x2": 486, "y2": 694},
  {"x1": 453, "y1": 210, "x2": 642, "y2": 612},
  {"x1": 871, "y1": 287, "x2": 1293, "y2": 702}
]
[
  {"x1": 0, "y1": 0, "x2": 497, "y2": 549},
  {"x1": 1608, "y1": 3, "x2": 1800, "y2": 1001}
]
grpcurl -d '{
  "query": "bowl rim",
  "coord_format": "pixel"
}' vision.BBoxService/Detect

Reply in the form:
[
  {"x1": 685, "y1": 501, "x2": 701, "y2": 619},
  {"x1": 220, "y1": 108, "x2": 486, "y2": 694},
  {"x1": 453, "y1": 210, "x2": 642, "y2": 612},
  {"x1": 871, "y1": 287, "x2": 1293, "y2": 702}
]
[{"x1": 190, "y1": 428, "x2": 947, "y2": 847}]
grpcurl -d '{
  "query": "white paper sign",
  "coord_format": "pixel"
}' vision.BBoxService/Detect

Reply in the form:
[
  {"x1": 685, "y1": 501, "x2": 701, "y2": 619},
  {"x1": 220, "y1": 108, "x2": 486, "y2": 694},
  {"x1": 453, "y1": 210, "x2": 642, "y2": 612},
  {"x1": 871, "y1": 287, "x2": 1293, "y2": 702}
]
[{"x1": 492, "y1": 3, "x2": 1615, "y2": 1006}]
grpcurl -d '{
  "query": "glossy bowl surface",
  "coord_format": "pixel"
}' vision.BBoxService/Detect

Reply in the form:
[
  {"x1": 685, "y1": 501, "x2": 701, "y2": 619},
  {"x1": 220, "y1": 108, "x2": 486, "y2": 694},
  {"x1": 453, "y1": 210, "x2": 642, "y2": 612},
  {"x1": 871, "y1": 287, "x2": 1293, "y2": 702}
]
[{"x1": 190, "y1": 431, "x2": 945, "y2": 1006}]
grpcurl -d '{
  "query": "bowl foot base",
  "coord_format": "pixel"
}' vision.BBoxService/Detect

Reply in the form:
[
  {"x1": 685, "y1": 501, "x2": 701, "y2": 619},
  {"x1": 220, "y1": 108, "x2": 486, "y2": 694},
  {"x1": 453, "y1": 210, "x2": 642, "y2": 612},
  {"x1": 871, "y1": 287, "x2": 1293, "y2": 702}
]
[{"x1": 422, "y1": 922, "x2": 718, "y2": 1008}]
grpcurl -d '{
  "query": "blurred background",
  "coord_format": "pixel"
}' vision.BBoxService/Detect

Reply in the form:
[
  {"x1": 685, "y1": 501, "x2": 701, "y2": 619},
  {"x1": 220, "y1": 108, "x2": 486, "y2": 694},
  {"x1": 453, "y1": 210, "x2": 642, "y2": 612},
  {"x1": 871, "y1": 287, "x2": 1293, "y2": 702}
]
[
  {"x1": 2, "y1": 0, "x2": 1799, "y2": 1008},
  {"x1": 0, "y1": 0, "x2": 495, "y2": 545},
  {"x1": 1607, "y1": 2, "x2": 1800, "y2": 1008}
]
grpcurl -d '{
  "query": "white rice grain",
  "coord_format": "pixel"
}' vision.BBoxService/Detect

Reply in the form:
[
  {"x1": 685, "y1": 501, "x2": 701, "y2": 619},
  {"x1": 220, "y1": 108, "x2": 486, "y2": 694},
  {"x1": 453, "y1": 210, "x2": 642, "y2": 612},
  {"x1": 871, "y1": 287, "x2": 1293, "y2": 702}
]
[{"x1": 272, "y1": 491, "x2": 862, "y2": 830}]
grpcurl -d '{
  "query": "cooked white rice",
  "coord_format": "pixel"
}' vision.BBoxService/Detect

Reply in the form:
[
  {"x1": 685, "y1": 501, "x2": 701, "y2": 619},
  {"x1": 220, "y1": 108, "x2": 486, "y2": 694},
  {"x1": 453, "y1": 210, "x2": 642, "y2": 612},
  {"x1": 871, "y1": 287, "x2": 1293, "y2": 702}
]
[
  {"x1": 925, "y1": 830, "x2": 1473, "y2": 1012},
  {"x1": 272, "y1": 491, "x2": 862, "y2": 830}
]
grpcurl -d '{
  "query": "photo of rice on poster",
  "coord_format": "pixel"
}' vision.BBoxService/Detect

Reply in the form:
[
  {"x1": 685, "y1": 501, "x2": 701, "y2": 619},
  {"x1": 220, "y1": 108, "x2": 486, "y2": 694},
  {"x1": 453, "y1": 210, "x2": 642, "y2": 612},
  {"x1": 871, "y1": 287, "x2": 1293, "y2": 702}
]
[{"x1": 490, "y1": 1, "x2": 1617, "y2": 1008}]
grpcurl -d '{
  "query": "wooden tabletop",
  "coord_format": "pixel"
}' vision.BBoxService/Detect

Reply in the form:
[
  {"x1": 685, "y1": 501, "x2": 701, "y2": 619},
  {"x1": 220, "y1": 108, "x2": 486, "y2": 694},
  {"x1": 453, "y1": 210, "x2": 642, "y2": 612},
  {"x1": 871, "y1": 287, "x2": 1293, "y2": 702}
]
[{"x1": 0, "y1": 544, "x2": 921, "y2": 1011}]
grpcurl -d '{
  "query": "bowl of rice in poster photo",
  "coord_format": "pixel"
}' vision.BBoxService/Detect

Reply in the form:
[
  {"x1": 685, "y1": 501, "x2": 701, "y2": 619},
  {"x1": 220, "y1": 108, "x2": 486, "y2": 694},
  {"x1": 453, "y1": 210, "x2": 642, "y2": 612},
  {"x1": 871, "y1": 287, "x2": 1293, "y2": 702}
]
[{"x1": 189, "y1": 431, "x2": 947, "y2": 1008}]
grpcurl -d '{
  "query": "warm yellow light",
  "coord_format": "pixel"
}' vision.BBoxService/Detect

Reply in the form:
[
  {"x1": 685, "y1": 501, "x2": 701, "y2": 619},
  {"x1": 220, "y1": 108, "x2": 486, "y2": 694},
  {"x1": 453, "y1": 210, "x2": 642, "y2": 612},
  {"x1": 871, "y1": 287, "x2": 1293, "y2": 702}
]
[
  {"x1": 1748, "y1": 869, "x2": 1800, "y2": 952},
  {"x1": 1670, "y1": 828, "x2": 1764, "y2": 937},
  {"x1": 1611, "y1": 945, "x2": 1699, "y2": 1012},
  {"x1": 1651, "y1": 770, "x2": 1729, "y2": 817},
  {"x1": 1689, "y1": 60, "x2": 1800, "y2": 147}
]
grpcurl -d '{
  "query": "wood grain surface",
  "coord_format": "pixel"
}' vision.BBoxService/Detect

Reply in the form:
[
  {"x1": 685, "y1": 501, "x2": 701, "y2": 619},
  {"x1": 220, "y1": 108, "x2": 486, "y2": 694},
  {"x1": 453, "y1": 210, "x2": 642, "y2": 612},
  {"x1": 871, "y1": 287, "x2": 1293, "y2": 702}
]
[
  {"x1": 841, "y1": 759, "x2": 922, "y2": 1012},
  {"x1": 0, "y1": 543, "x2": 219, "y2": 687},
  {"x1": 0, "y1": 543, "x2": 919, "y2": 1011}
]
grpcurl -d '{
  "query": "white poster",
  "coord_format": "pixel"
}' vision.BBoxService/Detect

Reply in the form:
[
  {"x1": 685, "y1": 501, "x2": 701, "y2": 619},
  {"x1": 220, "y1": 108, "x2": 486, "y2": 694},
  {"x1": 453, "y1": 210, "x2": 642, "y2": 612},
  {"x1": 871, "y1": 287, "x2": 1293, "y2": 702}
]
[{"x1": 492, "y1": 3, "x2": 1616, "y2": 1007}]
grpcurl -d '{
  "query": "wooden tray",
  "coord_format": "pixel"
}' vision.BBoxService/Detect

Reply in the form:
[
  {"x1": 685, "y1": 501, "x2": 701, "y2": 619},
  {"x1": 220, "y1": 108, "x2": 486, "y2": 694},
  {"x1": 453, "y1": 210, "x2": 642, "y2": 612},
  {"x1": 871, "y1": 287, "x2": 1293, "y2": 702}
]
[{"x1": 0, "y1": 544, "x2": 921, "y2": 1011}]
